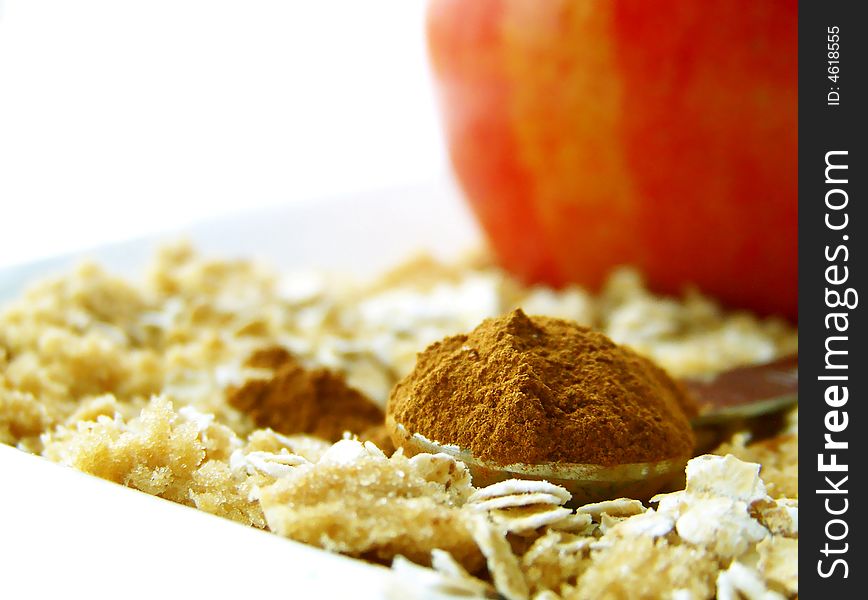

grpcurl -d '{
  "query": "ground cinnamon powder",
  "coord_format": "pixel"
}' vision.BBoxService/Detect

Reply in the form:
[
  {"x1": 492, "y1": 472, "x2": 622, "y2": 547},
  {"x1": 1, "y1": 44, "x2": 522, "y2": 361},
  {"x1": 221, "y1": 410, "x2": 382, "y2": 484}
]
[
  {"x1": 387, "y1": 309, "x2": 697, "y2": 467},
  {"x1": 228, "y1": 347, "x2": 389, "y2": 448}
]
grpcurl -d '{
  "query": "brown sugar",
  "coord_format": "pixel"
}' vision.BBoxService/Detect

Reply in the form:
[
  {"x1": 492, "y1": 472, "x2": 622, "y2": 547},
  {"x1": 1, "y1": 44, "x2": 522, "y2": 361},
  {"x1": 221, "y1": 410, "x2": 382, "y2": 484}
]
[
  {"x1": 387, "y1": 309, "x2": 697, "y2": 467},
  {"x1": 228, "y1": 347, "x2": 387, "y2": 445}
]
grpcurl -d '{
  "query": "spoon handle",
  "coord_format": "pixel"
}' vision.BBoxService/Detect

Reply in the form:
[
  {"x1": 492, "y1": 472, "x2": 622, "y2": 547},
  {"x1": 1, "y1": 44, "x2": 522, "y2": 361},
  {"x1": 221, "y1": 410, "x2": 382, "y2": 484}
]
[{"x1": 684, "y1": 354, "x2": 798, "y2": 426}]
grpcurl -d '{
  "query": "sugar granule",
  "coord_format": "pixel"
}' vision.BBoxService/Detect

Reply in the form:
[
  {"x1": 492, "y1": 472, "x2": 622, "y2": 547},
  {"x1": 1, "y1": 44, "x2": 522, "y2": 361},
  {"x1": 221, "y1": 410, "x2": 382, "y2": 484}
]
[
  {"x1": 41, "y1": 395, "x2": 263, "y2": 527},
  {"x1": 521, "y1": 531, "x2": 591, "y2": 596},
  {"x1": 569, "y1": 536, "x2": 717, "y2": 600}
]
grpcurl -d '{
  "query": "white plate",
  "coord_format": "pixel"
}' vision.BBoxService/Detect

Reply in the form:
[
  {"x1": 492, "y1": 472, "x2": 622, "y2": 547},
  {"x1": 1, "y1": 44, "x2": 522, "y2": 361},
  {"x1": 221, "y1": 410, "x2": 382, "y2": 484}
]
[{"x1": 0, "y1": 178, "x2": 481, "y2": 598}]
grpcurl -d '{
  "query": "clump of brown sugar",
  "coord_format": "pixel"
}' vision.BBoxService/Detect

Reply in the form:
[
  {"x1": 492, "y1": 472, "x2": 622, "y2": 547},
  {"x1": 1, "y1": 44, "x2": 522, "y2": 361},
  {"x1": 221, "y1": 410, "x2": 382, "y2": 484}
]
[
  {"x1": 259, "y1": 440, "x2": 482, "y2": 570},
  {"x1": 388, "y1": 309, "x2": 697, "y2": 467},
  {"x1": 228, "y1": 347, "x2": 387, "y2": 446}
]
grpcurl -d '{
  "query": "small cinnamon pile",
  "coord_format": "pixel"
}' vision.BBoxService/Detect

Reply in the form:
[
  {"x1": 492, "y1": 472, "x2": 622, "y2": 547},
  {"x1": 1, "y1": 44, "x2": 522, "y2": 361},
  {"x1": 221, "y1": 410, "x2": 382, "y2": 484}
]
[
  {"x1": 228, "y1": 347, "x2": 390, "y2": 449},
  {"x1": 387, "y1": 309, "x2": 697, "y2": 467}
]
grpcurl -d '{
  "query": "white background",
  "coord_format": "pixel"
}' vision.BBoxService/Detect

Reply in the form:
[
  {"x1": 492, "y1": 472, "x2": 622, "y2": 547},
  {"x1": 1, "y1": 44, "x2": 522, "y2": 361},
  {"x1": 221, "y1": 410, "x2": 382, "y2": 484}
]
[
  {"x1": 0, "y1": 0, "x2": 446, "y2": 268},
  {"x1": 0, "y1": 8, "x2": 460, "y2": 590}
]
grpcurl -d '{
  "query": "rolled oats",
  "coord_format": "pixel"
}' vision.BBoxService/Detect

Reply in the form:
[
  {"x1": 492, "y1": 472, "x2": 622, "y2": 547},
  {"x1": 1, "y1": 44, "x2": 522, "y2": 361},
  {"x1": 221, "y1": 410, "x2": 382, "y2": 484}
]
[
  {"x1": 716, "y1": 562, "x2": 786, "y2": 600},
  {"x1": 757, "y1": 537, "x2": 798, "y2": 596},
  {"x1": 489, "y1": 505, "x2": 575, "y2": 536},
  {"x1": 469, "y1": 480, "x2": 572, "y2": 505},
  {"x1": 546, "y1": 513, "x2": 594, "y2": 534},
  {"x1": 0, "y1": 245, "x2": 799, "y2": 597},
  {"x1": 468, "y1": 514, "x2": 530, "y2": 600},
  {"x1": 389, "y1": 555, "x2": 495, "y2": 600},
  {"x1": 470, "y1": 492, "x2": 567, "y2": 512},
  {"x1": 575, "y1": 498, "x2": 646, "y2": 520}
]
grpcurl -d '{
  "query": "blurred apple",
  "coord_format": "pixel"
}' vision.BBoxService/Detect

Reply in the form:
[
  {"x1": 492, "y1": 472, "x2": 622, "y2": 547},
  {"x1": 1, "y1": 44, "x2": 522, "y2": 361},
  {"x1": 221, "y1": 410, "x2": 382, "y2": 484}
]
[{"x1": 428, "y1": 0, "x2": 797, "y2": 320}]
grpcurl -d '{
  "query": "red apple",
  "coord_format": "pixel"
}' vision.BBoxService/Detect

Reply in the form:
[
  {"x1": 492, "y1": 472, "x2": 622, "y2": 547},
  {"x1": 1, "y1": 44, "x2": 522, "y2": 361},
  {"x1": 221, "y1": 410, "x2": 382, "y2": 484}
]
[{"x1": 428, "y1": 0, "x2": 798, "y2": 320}]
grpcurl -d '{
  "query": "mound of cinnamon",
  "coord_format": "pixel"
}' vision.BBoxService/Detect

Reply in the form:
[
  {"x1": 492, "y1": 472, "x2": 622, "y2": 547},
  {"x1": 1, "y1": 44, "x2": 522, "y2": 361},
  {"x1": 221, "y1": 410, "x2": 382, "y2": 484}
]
[
  {"x1": 228, "y1": 347, "x2": 390, "y2": 449},
  {"x1": 387, "y1": 309, "x2": 697, "y2": 467}
]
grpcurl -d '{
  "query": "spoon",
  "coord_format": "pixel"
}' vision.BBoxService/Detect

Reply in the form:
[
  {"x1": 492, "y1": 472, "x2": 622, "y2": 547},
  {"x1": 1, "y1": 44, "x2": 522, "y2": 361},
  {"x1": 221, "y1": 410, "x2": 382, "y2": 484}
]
[
  {"x1": 388, "y1": 355, "x2": 798, "y2": 504},
  {"x1": 683, "y1": 354, "x2": 798, "y2": 426}
]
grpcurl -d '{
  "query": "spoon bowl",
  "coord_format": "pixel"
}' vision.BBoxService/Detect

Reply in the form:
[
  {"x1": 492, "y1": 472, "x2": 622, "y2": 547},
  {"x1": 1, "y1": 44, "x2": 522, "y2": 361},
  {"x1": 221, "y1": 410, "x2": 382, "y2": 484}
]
[
  {"x1": 387, "y1": 356, "x2": 798, "y2": 503},
  {"x1": 387, "y1": 416, "x2": 689, "y2": 505}
]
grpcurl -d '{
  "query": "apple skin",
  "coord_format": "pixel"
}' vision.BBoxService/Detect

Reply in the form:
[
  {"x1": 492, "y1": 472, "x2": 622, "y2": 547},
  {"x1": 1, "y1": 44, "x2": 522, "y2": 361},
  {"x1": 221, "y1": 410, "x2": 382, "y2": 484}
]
[{"x1": 428, "y1": 0, "x2": 797, "y2": 320}]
